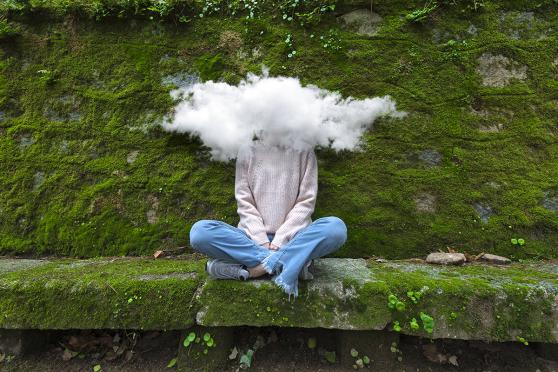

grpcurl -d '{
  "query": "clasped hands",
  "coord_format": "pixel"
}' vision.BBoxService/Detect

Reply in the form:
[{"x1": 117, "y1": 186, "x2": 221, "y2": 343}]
[{"x1": 261, "y1": 242, "x2": 280, "y2": 251}]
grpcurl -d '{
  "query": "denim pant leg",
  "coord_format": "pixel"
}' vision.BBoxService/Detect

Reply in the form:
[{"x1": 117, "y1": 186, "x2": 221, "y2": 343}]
[
  {"x1": 262, "y1": 216, "x2": 347, "y2": 297},
  {"x1": 189, "y1": 220, "x2": 271, "y2": 269}
]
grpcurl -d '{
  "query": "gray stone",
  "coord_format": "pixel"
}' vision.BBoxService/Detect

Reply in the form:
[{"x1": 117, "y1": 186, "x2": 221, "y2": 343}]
[
  {"x1": 415, "y1": 193, "x2": 436, "y2": 213},
  {"x1": 418, "y1": 149, "x2": 442, "y2": 166},
  {"x1": 32, "y1": 171, "x2": 45, "y2": 191},
  {"x1": 467, "y1": 24, "x2": 478, "y2": 35},
  {"x1": 338, "y1": 9, "x2": 383, "y2": 36},
  {"x1": 498, "y1": 11, "x2": 548, "y2": 40},
  {"x1": 478, "y1": 123, "x2": 504, "y2": 133},
  {"x1": 146, "y1": 194, "x2": 160, "y2": 224},
  {"x1": 542, "y1": 192, "x2": 558, "y2": 212},
  {"x1": 426, "y1": 252, "x2": 466, "y2": 265},
  {"x1": 473, "y1": 202, "x2": 493, "y2": 223},
  {"x1": 479, "y1": 253, "x2": 511, "y2": 265},
  {"x1": 18, "y1": 135, "x2": 34, "y2": 148},
  {"x1": 161, "y1": 73, "x2": 198, "y2": 89},
  {"x1": 476, "y1": 53, "x2": 527, "y2": 87},
  {"x1": 126, "y1": 150, "x2": 140, "y2": 164}
]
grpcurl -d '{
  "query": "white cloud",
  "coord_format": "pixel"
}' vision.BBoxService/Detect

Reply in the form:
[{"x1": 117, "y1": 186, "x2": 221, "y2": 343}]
[{"x1": 161, "y1": 69, "x2": 405, "y2": 161}]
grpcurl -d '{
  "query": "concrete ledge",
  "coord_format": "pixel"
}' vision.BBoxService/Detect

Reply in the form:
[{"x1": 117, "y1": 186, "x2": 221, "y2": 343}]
[{"x1": 0, "y1": 257, "x2": 557, "y2": 343}]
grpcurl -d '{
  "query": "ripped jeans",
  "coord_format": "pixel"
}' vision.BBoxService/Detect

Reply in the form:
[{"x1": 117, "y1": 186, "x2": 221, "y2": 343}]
[{"x1": 189, "y1": 216, "x2": 347, "y2": 297}]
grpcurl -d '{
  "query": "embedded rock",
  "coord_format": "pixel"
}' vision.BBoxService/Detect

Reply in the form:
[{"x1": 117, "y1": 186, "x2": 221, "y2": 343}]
[
  {"x1": 476, "y1": 53, "x2": 527, "y2": 87},
  {"x1": 479, "y1": 253, "x2": 511, "y2": 265},
  {"x1": 426, "y1": 252, "x2": 466, "y2": 265},
  {"x1": 338, "y1": 9, "x2": 382, "y2": 36}
]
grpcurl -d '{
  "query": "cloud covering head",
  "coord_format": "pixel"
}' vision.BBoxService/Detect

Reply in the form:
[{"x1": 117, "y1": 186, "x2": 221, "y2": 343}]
[{"x1": 161, "y1": 70, "x2": 404, "y2": 161}]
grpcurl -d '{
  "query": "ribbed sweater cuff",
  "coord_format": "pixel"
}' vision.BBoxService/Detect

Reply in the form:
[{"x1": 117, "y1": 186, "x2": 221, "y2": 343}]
[
  {"x1": 252, "y1": 232, "x2": 270, "y2": 245},
  {"x1": 270, "y1": 235, "x2": 289, "y2": 248}
]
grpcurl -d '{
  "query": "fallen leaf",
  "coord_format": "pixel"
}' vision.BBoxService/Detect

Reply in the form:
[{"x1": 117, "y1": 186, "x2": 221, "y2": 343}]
[
  {"x1": 448, "y1": 355, "x2": 459, "y2": 366},
  {"x1": 229, "y1": 347, "x2": 238, "y2": 360},
  {"x1": 62, "y1": 348, "x2": 78, "y2": 361},
  {"x1": 167, "y1": 357, "x2": 177, "y2": 368},
  {"x1": 125, "y1": 350, "x2": 133, "y2": 361}
]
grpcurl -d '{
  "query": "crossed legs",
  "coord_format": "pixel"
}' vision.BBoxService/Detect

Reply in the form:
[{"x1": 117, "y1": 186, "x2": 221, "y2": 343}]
[{"x1": 189, "y1": 216, "x2": 347, "y2": 296}]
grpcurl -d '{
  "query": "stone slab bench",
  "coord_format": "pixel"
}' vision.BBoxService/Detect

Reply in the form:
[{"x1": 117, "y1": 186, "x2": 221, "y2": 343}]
[
  {"x1": 0, "y1": 257, "x2": 557, "y2": 344},
  {"x1": 0, "y1": 258, "x2": 558, "y2": 343}
]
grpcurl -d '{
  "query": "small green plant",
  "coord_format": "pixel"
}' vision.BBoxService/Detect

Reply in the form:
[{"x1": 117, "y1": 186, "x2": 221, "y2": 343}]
[
  {"x1": 307, "y1": 337, "x2": 317, "y2": 349},
  {"x1": 183, "y1": 331, "x2": 216, "y2": 356},
  {"x1": 441, "y1": 39, "x2": 468, "y2": 62},
  {"x1": 406, "y1": 1, "x2": 438, "y2": 22},
  {"x1": 324, "y1": 350, "x2": 336, "y2": 364},
  {"x1": 392, "y1": 320, "x2": 402, "y2": 332},
  {"x1": 295, "y1": 3, "x2": 335, "y2": 26},
  {"x1": 406, "y1": 290, "x2": 422, "y2": 304},
  {"x1": 449, "y1": 312, "x2": 458, "y2": 320},
  {"x1": 390, "y1": 341, "x2": 403, "y2": 361},
  {"x1": 387, "y1": 294, "x2": 406, "y2": 312},
  {"x1": 420, "y1": 312, "x2": 434, "y2": 334},
  {"x1": 93, "y1": 365, "x2": 102, "y2": 372},
  {"x1": 0, "y1": 17, "x2": 20, "y2": 39},
  {"x1": 410, "y1": 318, "x2": 420, "y2": 331},
  {"x1": 166, "y1": 357, "x2": 177, "y2": 368},
  {"x1": 284, "y1": 33, "x2": 297, "y2": 58},
  {"x1": 319, "y1": 29, "x2": 342, "y2": 52},
  {"x1": 516, "y1": 336, "x2": 529, "y2": 346},
  {"x1": 511, "y1": 238, "x2": 525, "y2": 246},
  {"x1": 37, "y1": 69, "x2": 54, "y2": 84},
  {"x1": 195, "y1": 54, "x2": 224, "y2": 81},
  {"x1": 349, "y1": 348, "x2": 370, "y2": 369}
]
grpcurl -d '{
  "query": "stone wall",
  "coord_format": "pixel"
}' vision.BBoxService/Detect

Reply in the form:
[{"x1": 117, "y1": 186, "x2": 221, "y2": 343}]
[{"x1": 0, "y1": 0, "x2": 557, "y2": 258}]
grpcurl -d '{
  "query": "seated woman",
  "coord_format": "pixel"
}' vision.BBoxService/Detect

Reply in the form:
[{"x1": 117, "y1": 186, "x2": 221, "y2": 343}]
[{"x1": 189, "y1": 140, "x2": 347, "y2": 297}]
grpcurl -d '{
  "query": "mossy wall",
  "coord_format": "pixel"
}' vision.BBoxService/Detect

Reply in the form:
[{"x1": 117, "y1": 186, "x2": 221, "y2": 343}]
[{"x1": 0, "y1": 0, "x2": 557, "y2": 259}]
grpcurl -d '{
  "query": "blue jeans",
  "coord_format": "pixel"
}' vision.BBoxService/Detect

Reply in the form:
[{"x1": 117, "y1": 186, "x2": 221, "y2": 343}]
[{"x1": 189, "y1": 216, "x2": 347, "y2": 297}]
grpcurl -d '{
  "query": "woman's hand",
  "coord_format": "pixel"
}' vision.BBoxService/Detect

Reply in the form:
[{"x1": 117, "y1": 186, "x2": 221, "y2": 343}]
[{"x1": 261, "y1": 242, "x2": 280, "y2": 251}]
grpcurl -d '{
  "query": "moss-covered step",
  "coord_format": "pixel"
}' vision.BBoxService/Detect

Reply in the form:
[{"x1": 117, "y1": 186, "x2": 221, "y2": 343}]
[
  {"x1": 0, "y1": 257, "x2": 205, "y2": 330},
  {"x1": 195, "y1": 258, "x2": 558, "y2": 343},
  {"x1": 1, "y1": 257, "x2": 557, "y2": 344}
]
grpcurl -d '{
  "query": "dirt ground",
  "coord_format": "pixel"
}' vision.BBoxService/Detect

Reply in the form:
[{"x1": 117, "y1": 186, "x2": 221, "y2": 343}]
[{"x1": 1, "y1": 327, "x2": 557, "y2": 372}]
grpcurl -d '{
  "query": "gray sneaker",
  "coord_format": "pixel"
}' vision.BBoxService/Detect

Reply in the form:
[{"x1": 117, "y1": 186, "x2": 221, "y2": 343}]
[
  {"x1": 299, "y1": 260, "x2": 314, "y2": 281},
  {"x1": 206, "y1": 259, "x2": 250, "y2": 281}
]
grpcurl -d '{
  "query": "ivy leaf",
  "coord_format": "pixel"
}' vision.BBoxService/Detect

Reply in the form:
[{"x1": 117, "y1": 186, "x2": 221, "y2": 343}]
[{"x1": 324, "y1": 350, "x2": 336, "y2": 363}]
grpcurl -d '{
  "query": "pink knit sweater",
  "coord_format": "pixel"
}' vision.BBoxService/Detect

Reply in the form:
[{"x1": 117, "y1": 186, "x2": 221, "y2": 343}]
[{"x1": 235, "y1": 141, "x2": 318, "y2": 247}]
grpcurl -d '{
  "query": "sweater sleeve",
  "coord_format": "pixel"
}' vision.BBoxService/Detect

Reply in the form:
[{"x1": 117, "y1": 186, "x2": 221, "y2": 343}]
[
  {"x1": 235, "y1": 148, "x2": 270, "y2": 245},
  {"x1": 270, "y1": 150, "x2": 318, "y2": 247}
]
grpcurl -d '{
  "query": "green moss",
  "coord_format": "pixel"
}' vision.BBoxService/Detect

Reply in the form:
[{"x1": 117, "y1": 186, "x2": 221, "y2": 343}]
[
  {"x1": 0, "y1": 258, "x2": 205, "y2": 329},
  {"x1": 0, "y1": 257, "x2": 556, "y2": 342},
  {"x1": 0, "y1": 1, "x2": 557, "y2": 259}
]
